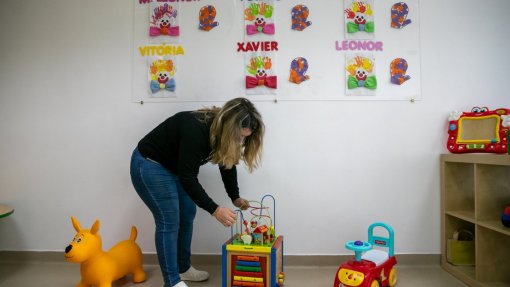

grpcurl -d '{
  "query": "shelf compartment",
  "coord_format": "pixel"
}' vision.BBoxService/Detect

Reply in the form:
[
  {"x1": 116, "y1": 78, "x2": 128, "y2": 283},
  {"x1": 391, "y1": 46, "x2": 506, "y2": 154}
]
[
  {"x1": 444, "y1": 215, "x2": 475, "y2": 262},
  {"x1": 477, "y1": 220, "x2": 510, "y2": 236},
  {"x1": 441, "y1": 262, "x2": 477, "y2": 287},
  {"x1": 475, "y1": 164, "x2": 510, "y2": 222},
  {"x1": 446, "y1": 210, "x2": 476, "y2": 223},
  {"x1": 476, "y1": 226, "x2": 510, "y2": 285},
  {"x1": 443, "y1": 162, "x2": 475, "y2": 215}
]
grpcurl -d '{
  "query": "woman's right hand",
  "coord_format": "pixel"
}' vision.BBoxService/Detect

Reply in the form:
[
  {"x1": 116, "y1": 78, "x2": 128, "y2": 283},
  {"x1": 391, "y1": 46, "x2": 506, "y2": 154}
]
[{"x1": 213, "y1": 206, "x2": 237, "y2": 227}]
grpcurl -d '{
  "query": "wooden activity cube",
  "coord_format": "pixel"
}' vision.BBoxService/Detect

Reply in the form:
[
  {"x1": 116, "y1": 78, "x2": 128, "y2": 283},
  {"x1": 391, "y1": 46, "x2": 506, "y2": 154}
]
[{"x1": 222, "y1": 235, "x2": 284, "y2": 287}]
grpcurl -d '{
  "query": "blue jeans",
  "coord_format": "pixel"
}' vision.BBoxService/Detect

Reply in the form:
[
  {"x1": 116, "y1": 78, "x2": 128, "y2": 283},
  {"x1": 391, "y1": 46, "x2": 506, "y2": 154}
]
[{"x1": 130, "y1": 148, "x2": 197, "y2": 287}]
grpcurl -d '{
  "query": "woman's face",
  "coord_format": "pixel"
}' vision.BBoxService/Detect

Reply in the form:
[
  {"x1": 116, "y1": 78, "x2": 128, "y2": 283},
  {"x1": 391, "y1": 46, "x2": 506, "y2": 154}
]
[{"x1": 240, "y1": 128, "x2": 253, "y2": 142}]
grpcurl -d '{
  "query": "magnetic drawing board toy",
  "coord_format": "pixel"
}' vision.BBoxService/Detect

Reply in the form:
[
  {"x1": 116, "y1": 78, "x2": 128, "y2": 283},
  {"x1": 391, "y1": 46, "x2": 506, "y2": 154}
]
[{"x1": 447, "y1": 107, "x2": 510, "y2": 154}]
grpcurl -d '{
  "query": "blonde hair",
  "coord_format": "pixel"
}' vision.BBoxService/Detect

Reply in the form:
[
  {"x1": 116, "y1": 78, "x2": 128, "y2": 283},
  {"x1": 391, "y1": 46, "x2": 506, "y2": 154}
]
[{"x1": 194, "y1": 98, "x2": 264, "y2": 172}]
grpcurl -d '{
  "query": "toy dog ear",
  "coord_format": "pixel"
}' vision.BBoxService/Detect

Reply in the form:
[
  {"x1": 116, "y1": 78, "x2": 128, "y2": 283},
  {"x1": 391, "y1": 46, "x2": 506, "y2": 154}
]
[
  {"x1": 90, "y1": 220, "x2": 100, "y2": 235},
  {"x1": 71, "y1": 216, "x2": 82, "y2": 232}
]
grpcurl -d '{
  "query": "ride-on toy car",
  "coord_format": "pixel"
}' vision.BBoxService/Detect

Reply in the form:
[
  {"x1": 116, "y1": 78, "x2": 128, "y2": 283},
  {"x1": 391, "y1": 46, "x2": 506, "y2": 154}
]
[{"x1": 333, "y1": 222, "x2": 397, "y2": 287}]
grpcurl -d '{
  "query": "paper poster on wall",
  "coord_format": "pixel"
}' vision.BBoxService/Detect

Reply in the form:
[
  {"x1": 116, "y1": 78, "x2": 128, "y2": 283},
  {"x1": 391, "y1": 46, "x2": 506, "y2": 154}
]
[
  {"x1": 345, "y1": 53, "x2": 377, "y2": 96},
  {"x1": 199, "y1": 5, "x2": 219, "y2": 31},
  {"x1": 328, "y1": 0, "x2": 421, "y2": 101},
  {"x1": 344, "y1": 0, "x2": 375, "y2": 39},
  {"x1": 131, "y1": 0, "x2": 421, "y2": 103},
  {"x1": 149, "y1": 2, "x2": 180, "y2": 43},
  {"x1": 289, "y1": 57, "x2": 310, "y2": 84},
  {"x1": 390, "y1": 58, "x2": 411, "y2": 85},
  {"x1": 291, "y1": 5, "x2": 312, "y2": 31},
  {"x1": 244, "y1": 1, "x2": 276, "y2": 41},
  {"x1": 391, "y1": 2, "x2": 412, "y2": 29},
  {"x1": 245, "y1": 53, "x2": 277, "y2": 95}
]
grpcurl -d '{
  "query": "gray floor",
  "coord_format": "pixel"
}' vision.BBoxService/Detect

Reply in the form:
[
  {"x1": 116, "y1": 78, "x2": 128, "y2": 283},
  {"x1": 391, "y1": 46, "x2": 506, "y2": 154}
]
[{"x1": 0, "y1": 261, "x2": 467, "y2": 287}]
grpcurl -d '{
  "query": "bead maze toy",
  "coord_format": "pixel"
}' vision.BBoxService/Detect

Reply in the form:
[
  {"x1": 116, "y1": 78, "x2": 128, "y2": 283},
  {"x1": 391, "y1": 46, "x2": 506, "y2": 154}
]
[
  {"x1": 222, "y1": 195, "x2": 284, "y2": 287},
  {"x1": 333, "y1": 222, "x2": 397, "y2": 287}
]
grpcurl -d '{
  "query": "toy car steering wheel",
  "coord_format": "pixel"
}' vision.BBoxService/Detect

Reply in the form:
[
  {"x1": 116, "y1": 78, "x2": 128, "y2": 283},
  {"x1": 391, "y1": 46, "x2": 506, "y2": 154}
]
[{"x1": 345, "y1": 240, "x2": 372, "y2": 262}]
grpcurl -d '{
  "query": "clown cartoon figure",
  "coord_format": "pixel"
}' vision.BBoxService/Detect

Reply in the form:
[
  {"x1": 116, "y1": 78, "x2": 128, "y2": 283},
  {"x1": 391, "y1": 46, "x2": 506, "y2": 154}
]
[
  {"x1": 344, "y1": 0, "x2": 374, "y2": 39},
  {"x1": 149, "y1": 3, "x2": 179, "y2": 38},
  {"x1": 149, "y1": 59, "x2": 176, "y2": 95},
  {"x1": 245, "y1": 55, "x2": 277, "y2": 90},
  {"x1": 244, "y1": 2, "x2": 275, "y2": 36},
  {"x1": 346, "y1": 54, "x2": 377, "y2": 94}
]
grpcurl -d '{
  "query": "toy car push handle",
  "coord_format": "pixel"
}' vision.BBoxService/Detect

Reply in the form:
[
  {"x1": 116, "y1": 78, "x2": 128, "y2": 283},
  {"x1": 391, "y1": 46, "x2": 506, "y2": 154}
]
[
  {"x1": 368, "y1": 222, "x2": 395, "y2": 257},
  {"x1": 345, "y1": 240, "x2": 372, "y2": 262}
]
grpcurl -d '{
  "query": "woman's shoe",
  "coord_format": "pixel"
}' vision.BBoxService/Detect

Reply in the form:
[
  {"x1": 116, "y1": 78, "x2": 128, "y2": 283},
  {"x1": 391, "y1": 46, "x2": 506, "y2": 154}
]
[
  {"x1": 180, "y1": 266, "x2": 210, "y2": 282},
  {"x1": 165, "y1": 281, "x2": 188, "y2": 287}
]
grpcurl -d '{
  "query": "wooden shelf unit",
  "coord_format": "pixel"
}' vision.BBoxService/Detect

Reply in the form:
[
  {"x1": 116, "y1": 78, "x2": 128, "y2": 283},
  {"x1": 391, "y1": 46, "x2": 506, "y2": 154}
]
[{"x1": 441, "y1": 154, "x2": 510, "y2": 287}]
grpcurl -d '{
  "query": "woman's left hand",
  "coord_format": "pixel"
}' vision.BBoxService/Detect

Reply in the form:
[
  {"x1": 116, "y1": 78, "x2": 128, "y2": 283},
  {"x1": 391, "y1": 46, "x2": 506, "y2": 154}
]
[{"x1": 233, "y1": 198, "x2": 250, "y2": 210}]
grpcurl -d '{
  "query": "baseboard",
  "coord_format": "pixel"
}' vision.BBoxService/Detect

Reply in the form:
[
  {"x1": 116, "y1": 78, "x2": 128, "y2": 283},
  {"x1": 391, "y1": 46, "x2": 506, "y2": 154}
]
[{"x1": 0, "y1": 251, "x2": 440, "y2": 266}]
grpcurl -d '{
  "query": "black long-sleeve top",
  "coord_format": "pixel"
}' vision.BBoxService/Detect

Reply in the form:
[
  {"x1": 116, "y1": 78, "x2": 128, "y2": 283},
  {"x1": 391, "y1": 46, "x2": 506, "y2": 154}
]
[{"x1": 137, "y1": 111, "x2": 240, "y2": 214}]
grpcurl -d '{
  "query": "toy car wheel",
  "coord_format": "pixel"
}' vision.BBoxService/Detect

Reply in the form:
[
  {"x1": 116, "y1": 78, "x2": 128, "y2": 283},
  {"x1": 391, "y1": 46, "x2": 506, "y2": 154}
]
[
  {"x1": 388, "y1": 268, "x2": 397, "y2": 286},
  {"x1": 370, "y1": 280, "x2": 380, "y2": 287}
]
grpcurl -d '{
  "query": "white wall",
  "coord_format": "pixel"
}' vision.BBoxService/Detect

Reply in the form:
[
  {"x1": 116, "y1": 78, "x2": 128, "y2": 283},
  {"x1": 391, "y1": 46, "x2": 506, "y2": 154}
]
[{"x1": 0, "y1": 0, "x2": 509, "y2": 256}]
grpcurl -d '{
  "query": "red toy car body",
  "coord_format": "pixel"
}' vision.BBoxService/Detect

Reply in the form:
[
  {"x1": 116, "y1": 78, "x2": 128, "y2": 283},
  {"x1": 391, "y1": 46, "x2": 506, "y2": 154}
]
[
  {"x1": 333, "y1": 223, "x2": 398, "y2": 287},
  {"x1": 334, "y1": 255, "x2": 397, "y2": 287}
]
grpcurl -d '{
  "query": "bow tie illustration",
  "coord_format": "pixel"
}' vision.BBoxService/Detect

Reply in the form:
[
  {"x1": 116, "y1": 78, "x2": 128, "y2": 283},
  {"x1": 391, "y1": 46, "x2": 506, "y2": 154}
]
[
  {"x1": 347, "y1": 76, "x2": 377, "y2": 90},
  {"x1": 150, "y1": 78, "x2": 176, "y2": 93},
  {"x1": 246, "y1": 76, "x2": 277, "y2": 89},
  {"x1": 347, "y1": 22, "x2": 375, "y2": 33},
  {"x1": 150, "y1": 26, "x2": 180, "y2": 37},
  {"x1": 246, "y1": 23, "x2": 275, "y2": 35}
]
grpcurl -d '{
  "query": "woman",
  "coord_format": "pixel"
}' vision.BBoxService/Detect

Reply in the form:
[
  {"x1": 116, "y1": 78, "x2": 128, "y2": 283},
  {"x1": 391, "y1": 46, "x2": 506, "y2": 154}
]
[{"x1": 130, "y1": 97, "x2": 264, "y2": 287}]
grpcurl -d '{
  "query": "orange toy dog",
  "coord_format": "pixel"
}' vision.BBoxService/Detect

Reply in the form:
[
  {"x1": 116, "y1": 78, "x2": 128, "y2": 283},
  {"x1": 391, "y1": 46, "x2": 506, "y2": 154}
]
[{"x1": 65, "y1": 216, "x2": 146, "y2": 287}]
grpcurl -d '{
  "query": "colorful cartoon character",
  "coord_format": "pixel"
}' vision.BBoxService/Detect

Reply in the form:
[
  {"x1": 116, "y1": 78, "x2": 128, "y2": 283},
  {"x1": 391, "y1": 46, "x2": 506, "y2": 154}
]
[
  {"x1": 346, "y1": 56, "x2": 377, "y2": 90},
  {"x1": 149, "y1": 3, "x2": 179, "y2": 36},
  {"x1": 345, "y1": 2, "x2": 374, "y2": 33},
  {"x1": 255, "y1": 16, "x2": 266, "y2": 29},
  {"x1": 447, "y1": 107, "x2": 510, "y2": 153},
  {"x1": 390, "y1": 58, "x2": 411, "y2": 85},
  {"x1": 65, "y1": 217, "x2": 146, "y2": 287},
  {"x1": 333, "y1": 223, "x2": 397, "y2": 287},
  {"x1": 149, "y1": 59, "x2": 176, "y2": 93},
  {"x1": 354, "y1": 13, "x2": 367, "y2": 25},
  {"x1": 391, "y1": 2, "x2": 412, "y2": 29},
  {"x1": 199, "y1": 5, "x2": 218, "y2": 31},
  {"x1": 291, "y1": 5, "x2": 312, "y2": 31},
  {"x1": 356, "y1": 68, "x2": 367, "y2": 81},
  {"x1": 289, "y1": 57, "x2": 310, "y2": 84},
  {"x1": 246, "y1": 56, "x2": 277, "y2": 89},
  {"x1": 158, "y1": 16, "x2": 171, "y2": 34},
  {"x1": 245, "y1": 2, "x2": 275, "y2": 35}
]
